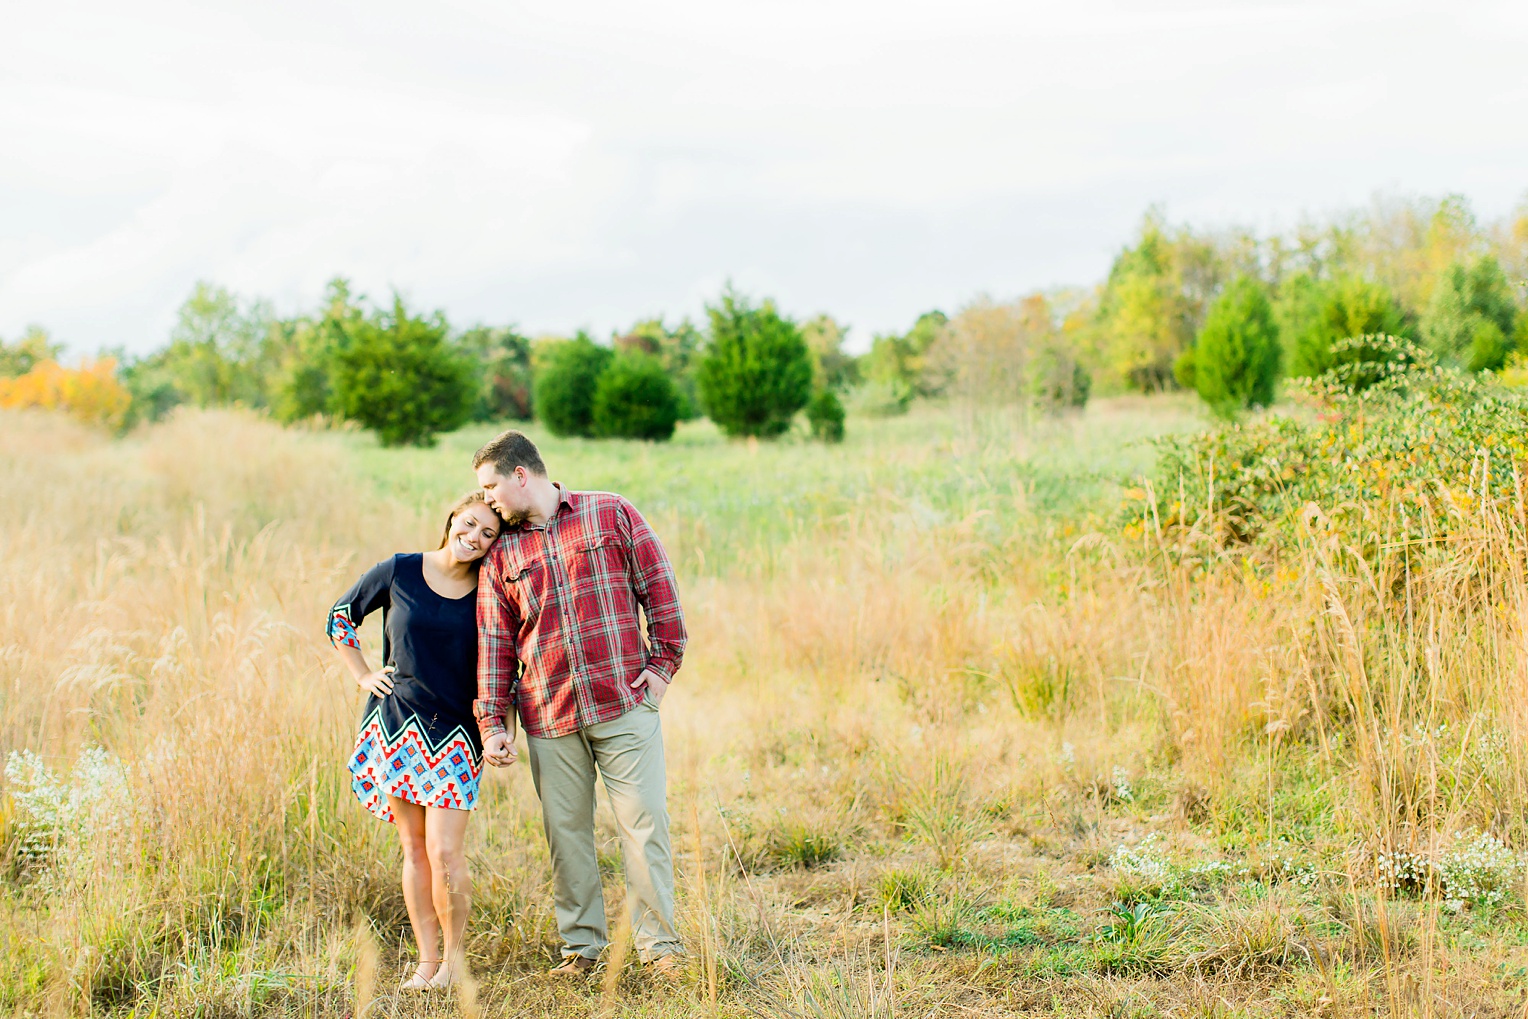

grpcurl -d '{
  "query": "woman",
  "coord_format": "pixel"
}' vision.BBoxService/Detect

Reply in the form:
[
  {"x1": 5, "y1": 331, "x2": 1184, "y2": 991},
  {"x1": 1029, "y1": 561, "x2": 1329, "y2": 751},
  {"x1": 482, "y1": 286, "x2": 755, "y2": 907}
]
[{"x1": 327, "y1": 492, "x2": 503, "y2": 991}]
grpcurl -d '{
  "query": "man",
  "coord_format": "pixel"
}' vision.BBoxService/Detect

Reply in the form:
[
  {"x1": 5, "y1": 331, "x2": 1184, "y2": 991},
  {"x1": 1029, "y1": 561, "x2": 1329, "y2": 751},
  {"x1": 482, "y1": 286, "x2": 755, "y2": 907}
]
[{"x1": 471, "y1": 429, "x2": 687, "y2": 977}]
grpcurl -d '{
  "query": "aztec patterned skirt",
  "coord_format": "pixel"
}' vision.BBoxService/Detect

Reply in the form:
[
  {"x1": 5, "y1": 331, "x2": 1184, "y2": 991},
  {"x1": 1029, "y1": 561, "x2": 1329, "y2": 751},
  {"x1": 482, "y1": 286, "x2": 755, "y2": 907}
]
[{"x1": 348, "y1": 707, "x2": 482, "y2": 823}]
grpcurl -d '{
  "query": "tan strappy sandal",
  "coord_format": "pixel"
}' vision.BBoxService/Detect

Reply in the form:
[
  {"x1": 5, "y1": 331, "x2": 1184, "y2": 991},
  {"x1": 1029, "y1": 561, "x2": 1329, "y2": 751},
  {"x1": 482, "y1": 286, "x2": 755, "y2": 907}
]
[{"x1": 400, "y1": 959, "x2": 442, "y2": 991}]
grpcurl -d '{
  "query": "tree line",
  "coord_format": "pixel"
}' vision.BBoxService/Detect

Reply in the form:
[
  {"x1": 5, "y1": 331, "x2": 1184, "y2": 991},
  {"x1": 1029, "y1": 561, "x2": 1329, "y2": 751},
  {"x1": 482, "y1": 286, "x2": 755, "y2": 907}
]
[{"x1": 2, "y1": 193, "x2": 1525, "y2": 441}]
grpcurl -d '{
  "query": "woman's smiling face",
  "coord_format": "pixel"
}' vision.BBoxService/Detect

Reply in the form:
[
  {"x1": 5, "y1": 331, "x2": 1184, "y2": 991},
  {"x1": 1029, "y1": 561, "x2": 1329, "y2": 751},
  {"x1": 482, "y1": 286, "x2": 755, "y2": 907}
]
[{"x1": 445, "y1": 502, "x2": 501, "y2": 564}]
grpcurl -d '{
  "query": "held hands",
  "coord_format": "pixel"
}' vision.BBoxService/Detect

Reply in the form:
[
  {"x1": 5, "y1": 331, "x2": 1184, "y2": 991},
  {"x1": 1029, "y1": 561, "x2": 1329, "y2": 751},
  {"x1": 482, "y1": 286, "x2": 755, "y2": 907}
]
[
  {"x1": 484, "y1": 729, "x2": 519, "y2": 768},
  {"x1": 356, "y1": 665, "x2": 396, "y2": 697},
  {"x1": 630, "y1": 668, "x2": 669, "y2": 706},
  {"x1": 481, "y1": 671, "x2": 666, "y2": 770}
]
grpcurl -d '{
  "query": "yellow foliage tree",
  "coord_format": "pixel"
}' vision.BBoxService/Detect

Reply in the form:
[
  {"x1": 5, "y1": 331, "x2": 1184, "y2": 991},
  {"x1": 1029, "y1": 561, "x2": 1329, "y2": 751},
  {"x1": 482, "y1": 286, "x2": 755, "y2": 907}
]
[{"x1": 0, "y1": 358, "x2": 131, "y2": 429}]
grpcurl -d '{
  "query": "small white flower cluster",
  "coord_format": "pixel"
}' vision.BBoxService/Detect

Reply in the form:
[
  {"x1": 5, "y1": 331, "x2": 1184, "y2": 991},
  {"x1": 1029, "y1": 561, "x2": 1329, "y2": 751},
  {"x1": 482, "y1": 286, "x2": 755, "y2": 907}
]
[
  {"x1": 1400, "y1": 722, "x2": 1451, "y2": 750},
  {"x1": 1439, "y1": 830, "x2": 1522, "y2": 911},
  {"x1": 1186, "y1": 859, "x2": 1252, "y2": 880},
  {"x1": 1110, "y1": 836, "x2": 1262, "y2": 897},
  {"x1": 1109, "y1": 834, "x2": 1173, "y2": 887},
  {"x1": 1373, "y1": 847, "x2": 1432, "y2": 895},
  {"x1": 1275, "y1": 856, "x2": 1320, "y2": 888},
  {"x1": 1111, "y1": 766, "x2": 1134, "y2": 804},
  {"x1": 1472, "y1": 727, "x2": 1511, "y2": 762},
  {"x1": 1057, "y1": 742, "x2": 1076, "y2": 767},
  {"x1": 1370, "y1": 830, "x2": 1524, "y2": 910},
  {"x1": 4, "y1": 746, "x2": 131, "y2": 889}
]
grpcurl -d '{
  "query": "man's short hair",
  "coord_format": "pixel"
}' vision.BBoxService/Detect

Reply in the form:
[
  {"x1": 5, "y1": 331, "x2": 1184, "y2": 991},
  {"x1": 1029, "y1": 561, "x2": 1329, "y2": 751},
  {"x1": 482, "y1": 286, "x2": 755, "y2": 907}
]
[{"x1": 472, "y1": 430, "x2": 547, "y2": 477}]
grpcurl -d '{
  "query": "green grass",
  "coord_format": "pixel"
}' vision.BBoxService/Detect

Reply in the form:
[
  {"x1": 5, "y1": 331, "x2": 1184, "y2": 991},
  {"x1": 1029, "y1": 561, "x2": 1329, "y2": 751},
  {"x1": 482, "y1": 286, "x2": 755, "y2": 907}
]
[
  {"x1": 21, "y1": 395, "x2": 1528, "y2": 1016},
  {"x1": 344, "y1": 398, "x2": 1207, "y2": 575}
]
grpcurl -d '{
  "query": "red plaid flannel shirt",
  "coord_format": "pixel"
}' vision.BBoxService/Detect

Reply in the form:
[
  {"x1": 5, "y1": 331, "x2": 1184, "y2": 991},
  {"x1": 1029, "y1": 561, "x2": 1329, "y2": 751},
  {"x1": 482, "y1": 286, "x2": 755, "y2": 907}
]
[{"x1": 474, "y1": 486, "x2": 687, "y2": 740}]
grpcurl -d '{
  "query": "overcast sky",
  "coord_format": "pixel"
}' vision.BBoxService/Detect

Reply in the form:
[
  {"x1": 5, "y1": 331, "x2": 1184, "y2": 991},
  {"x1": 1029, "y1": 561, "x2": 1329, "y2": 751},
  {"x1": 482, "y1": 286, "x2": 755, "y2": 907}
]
[{"x1": 2, "y1": 0, "x2": 1525, "y2": 356}]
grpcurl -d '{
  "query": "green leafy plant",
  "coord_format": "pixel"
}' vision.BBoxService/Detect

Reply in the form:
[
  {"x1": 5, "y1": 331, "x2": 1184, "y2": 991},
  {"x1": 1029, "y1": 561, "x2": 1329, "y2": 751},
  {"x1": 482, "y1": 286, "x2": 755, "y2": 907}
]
[
  {"x1": 696, "y1": 287, "x2": 813, "y2": 438},
  {"x1": 806, "y1": 387, "x2": 846, "y2": 442},
  {"x1": 329, "y1": 294, "x2": 474, "y2": 447},
  {"x1": 532, "y1": 333, "x2": 614, "y2": 438},
  {"x1": 1421, "y1": 255, "x2": 1519, "y2": 370},
  {"x1": 1190, "y1": 275, "x2": 1280, "y2": 417},
  {"x1": 1278, "y1": 273, "x2": 1411, "y2": 378},
  {"x1": 859, "y1": 311, "x2": 946, "y2": 413},
  {"x1": 1140, "y1": 342, "x2": 1528, "y2": 552},
  {"x1": 592, "y1": 350, "x2": 682, "y2": 441}
]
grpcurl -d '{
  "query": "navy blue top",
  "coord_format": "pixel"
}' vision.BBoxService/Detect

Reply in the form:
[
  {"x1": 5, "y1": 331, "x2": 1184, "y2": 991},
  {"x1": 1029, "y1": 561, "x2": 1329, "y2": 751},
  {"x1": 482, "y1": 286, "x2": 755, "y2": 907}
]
[{"x1": 328, "y1": 553, "x2": 482, "y2": 756}]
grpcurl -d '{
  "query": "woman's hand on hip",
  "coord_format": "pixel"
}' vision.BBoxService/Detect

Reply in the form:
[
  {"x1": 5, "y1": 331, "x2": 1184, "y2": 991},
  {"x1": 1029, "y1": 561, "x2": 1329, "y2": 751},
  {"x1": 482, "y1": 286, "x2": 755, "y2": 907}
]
[{"x1": 356, "y1": 666, "x2": 396, "y2": 697}]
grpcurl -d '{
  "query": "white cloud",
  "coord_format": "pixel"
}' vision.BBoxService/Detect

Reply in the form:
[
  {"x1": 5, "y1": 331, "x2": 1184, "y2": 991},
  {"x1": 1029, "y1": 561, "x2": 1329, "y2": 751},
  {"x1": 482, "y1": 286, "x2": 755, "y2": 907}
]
[{"x1": 0, "y1": 0, "x2": 1524, "y2": 354}]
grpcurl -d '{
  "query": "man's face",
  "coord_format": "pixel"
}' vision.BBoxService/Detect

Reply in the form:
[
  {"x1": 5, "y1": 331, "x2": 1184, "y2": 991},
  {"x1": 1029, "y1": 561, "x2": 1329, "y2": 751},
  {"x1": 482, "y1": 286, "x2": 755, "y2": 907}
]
[{"x1": 477, "y1": 463, "x2": 529, "y2": 525}]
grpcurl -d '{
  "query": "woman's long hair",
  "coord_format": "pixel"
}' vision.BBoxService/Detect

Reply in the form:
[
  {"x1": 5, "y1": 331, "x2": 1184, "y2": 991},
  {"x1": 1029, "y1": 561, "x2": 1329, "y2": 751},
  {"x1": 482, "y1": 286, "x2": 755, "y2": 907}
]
[{"x1": 438, "y1": 491, "x2": 506, "y2": 556}]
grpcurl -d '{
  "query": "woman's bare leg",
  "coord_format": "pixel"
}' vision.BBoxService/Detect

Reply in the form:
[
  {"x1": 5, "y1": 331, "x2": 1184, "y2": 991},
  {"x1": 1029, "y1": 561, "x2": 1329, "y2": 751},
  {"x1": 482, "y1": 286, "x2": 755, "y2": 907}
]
[
  {"x1": 389, "y1": 797, "x2": 441, "y2": 988},
  {"x1": 424, "y1": 806, "x2": 472, "y2": 987}
]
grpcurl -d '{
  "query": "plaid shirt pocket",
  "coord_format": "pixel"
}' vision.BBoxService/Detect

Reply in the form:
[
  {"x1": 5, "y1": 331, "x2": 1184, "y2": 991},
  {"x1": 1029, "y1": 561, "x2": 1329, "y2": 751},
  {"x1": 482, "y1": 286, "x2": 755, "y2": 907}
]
[
  {"x1": 569, "y1": 537, "x2": 625, "y2": 590},
  {"x1": 504, "y1": 559, "x2": 543, "y2": 620}
]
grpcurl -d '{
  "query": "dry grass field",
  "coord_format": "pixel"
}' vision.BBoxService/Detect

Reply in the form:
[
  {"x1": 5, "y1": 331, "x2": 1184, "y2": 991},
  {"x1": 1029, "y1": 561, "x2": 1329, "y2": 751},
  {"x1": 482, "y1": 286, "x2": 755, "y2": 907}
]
[{"x1": 6, "y1": 398, "x2": 1528, "y2": 1018}]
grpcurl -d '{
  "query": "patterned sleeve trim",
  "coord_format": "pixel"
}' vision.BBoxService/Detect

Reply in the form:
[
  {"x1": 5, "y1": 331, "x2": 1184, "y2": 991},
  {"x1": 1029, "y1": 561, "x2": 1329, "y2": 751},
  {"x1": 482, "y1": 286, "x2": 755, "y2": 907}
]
[{"x1": 328, "y1": 605, "x2": 362, "y2": 649}]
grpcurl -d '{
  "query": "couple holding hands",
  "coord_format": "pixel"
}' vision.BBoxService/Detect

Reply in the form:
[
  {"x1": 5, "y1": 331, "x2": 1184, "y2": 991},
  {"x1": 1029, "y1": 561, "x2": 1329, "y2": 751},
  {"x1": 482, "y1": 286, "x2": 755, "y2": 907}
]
[{"x1": 327, "y1": 430, "x2": 686, "y2": 990}]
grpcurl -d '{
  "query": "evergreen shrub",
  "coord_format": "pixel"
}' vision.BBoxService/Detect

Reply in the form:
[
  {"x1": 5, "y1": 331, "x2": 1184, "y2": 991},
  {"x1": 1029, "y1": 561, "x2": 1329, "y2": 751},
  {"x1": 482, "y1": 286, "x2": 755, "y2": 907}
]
[
  {"x1": 1421, "y1": 256, "x2": 1519, "y2": 371},
  {"x1": 1191, "y1": 276, "x2": 1280, "y2": 417},
  {"x1": 533, "y1": 334, "x2": 613, "y2": 438},
  {"x1": 696, "y1": 289, "x2": 813, "y2": 438},
  {"x1": 806, "y1": 388, "x2": 845, "y2": 442},
  {"x1": 592, "y1": 351, "x2": 681, "y2": 441},
  {"x1": 329, "y1": 297, "x2": 474, "y2": 447}
]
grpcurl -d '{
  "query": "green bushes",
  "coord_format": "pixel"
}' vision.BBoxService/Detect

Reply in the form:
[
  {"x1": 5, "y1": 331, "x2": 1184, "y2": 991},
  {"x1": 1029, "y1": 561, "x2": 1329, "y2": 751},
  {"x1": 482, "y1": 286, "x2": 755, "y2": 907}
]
[
  {"x1": 696, "y1": 288, "x2": 814, "y2": 438},
  {"x1": 39, "y1": 194, "x2": 1528, "y2": 444},
  {"x1": 1185, "y1": 276, "x2": 1280, "y2": 417},
  {"x1": 1142, "y1": 346, "x2": 1528, "y2": 552},
  {"x1": 458, "y1": 325, "x2": 534, "y2": 421},
  {"x1": 534, "y1": 339, "x2": 682, "y2": 441},
  {"x1": 592, "y1": 351, "x2": 682, "y2": 441},
  {"x1": 805, "y1": 388, "x2": 845, "y2": 442},
  {"x1": 1029, "y1": 338, "x2": 1092, "y2": 411},
  {"x1": 1421, "y1": 256, "x2": 1519, "y2": 371},
  {"x1": 329, "y1": 296, "x2": 475, "y2": 447},
  {"x1": 532, "y1": 333, "x2": 613, "y2": 437},
  {"x1": 0, "y1": 326, "x2": 60, "y2": 377},
  {"x1": 860, "y1": 311, "x2": 946, "y2": 414},
  {"x1": 1279, "y1": 273, "x2": 1411, "y2": 378}
]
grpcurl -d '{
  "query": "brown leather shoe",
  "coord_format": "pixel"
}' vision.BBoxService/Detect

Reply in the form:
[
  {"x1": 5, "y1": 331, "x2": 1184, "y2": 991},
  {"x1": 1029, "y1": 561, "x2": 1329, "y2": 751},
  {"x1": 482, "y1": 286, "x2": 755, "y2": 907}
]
[
  {"x1": 548, "y1": 955, "x2": 597, "y2": 978},
  {"x1": 647, "y1": 953, "x2": 686, "y2": 981}
]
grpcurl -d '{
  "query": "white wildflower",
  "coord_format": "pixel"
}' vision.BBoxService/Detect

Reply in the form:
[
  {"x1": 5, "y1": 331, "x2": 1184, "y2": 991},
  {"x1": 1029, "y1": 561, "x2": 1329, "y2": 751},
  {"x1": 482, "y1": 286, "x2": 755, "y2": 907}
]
[
  {"x1": 1439, "y1": 830, "x2": 1521, "y2": 909},
  {"x1": 1111, "y1": 766, "x2": 1134, "y2": 803},
  {"x1": 1110, "y1": 834, "x2": 1171, "y2": 887},
  {"x1": 4, "y1": 746, "x2": 132, "y2": 889}
]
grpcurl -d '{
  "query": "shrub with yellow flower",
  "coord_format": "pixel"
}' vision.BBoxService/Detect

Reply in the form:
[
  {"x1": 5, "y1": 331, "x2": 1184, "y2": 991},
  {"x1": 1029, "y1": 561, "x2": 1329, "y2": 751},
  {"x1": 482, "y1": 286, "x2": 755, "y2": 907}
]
[{"x1": 0, "y1": 358, "x2": 131, "y2": 429}]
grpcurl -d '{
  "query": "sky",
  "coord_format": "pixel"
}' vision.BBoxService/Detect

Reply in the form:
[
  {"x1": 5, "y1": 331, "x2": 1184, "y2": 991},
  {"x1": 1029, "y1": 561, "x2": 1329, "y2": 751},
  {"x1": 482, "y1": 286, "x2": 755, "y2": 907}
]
[{"x1": 1, "y1": 0, "x2": 1525, "y2": 357}]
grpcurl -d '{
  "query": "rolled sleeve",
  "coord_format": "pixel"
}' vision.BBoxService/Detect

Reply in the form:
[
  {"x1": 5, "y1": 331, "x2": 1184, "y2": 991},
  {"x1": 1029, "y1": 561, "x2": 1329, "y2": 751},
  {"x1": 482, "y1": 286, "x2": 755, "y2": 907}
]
[{"x1": 474, "y1": 554, "x2": 519, "y2": 740}]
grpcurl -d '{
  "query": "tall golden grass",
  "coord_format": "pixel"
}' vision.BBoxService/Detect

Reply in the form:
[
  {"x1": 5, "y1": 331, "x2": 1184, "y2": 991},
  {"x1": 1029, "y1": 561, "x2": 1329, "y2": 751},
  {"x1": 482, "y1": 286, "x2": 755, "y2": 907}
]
[{"x1": 3, "y1": 403, "x2": 1527, "y2": 1016}]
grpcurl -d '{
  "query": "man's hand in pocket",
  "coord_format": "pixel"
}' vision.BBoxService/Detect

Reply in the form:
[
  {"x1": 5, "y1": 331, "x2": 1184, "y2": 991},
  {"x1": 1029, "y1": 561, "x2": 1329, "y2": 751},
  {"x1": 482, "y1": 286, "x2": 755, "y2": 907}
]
[{"x1": 629, "y1": 668, "x2": 670, "y2": 706}]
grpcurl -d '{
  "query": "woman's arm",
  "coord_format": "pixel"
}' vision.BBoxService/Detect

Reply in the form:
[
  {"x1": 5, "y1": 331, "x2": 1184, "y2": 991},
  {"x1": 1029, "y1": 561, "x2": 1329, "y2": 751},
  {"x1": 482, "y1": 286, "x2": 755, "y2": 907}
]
[
  {"x1": 328, "y1": 559, "x2": 397, "y2": 697},
  {"x1": 334, "y1": 640, "x2": 396, "y2": 697}
]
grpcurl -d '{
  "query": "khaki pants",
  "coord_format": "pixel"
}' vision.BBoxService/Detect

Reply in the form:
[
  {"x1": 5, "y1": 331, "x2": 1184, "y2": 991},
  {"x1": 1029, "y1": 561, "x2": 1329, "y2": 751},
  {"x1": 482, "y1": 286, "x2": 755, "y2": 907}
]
[{"x1": 525, "y1": 696, "x2": 681, "y2": 962}]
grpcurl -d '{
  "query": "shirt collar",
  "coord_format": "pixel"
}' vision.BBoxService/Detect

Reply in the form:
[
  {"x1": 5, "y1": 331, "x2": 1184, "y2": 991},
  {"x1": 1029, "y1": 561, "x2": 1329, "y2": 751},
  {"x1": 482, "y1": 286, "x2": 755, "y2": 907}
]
[{"x1": 515, "y1": 483, "x2": 573, "y2": 533}]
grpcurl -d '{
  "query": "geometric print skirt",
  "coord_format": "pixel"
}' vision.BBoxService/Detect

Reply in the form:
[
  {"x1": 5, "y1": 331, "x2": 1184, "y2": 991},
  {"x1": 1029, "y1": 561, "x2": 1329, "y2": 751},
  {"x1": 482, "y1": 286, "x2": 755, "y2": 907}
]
[{"x1": 348, "y1": 707, "x2": 483, "y2": 824}]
